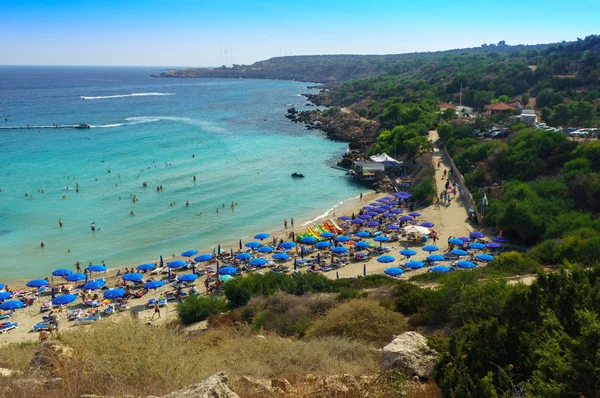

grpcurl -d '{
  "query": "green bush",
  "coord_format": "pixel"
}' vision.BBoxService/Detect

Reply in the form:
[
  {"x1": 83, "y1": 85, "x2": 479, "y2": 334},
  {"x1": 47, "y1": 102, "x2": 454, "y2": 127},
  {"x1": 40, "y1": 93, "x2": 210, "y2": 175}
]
[
  {"x1": 483, "y1": 252, "x2": 540, "y2": 276},
  {"x1": 177, "y1": 295, "x2": 229, "y2": 325},
  {"x1": 411, "y1": 177, "x2": 436, "y2": 205},
  {"x1": 392, "y1": 280, "x2": 427, "y2": 315}
]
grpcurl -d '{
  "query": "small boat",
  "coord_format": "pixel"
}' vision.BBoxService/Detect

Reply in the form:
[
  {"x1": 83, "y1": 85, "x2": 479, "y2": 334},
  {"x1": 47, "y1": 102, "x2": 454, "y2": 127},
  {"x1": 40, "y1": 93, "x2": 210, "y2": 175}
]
[
  {"x1": 291, "y1": 173, "x2": 305, "y2": 178},
  {"x1": 74, "y1": 123, "x2": 90, "y2": 129}
]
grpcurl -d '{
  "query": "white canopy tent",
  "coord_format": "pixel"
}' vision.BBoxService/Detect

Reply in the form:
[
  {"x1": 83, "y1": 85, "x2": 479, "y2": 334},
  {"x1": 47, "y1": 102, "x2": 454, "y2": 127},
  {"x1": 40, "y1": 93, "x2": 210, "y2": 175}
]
[{"x1": 369, "y1": 153, "x2": 398, "y2": 163}]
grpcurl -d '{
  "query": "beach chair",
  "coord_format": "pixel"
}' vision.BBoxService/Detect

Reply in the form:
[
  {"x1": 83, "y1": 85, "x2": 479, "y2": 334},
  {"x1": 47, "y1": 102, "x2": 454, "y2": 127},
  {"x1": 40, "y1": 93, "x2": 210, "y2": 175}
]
[
  {"x1": 147, "y1": 298, "x2": 157, "y2": 308},
  {"x1": 68, "y1": 309, "x2": 82, "y2": 321},
  {"x1": 0, "y1": 313, "x2": 11, "y2": 321},
  {"x1": 32, "y1": 322, "x2": 56, "y2": 332},
  {"x1": 158, "y1": 297, "x2": 167, "y2": 307},
  {"x1": 40, "y1": 301, "x2": 52, "y2": 312},
  {"x1": 150, "y1": 267, "x2": 163, "y2": 275},
  {"x1": 321, "y1": 266, "x2": 332, "y2": 272},
  {"x1": 0, "y1": 322, "x2": 19, "y2": 333},
  {"x1": 84, "y1": 299, "x2": 101, "y2": 307},
  {"x1": 118, "y1": 302, "x2": 129, "y2": 311}
]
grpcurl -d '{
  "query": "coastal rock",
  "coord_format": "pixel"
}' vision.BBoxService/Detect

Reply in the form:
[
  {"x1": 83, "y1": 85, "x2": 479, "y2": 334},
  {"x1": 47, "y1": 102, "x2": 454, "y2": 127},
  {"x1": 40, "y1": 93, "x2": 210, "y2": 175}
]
[
  {"x1": 310, "y1": 374, "x2": 362, "y2": 397},
  {"x1": 271, "y1": 377, "x2": 292, "y2": 392},
  {"x1": 238, "y1": 375, "x2": 273, "y2": 396},
  {"x1": 30, "y1": 341, "x2": 73, "y2": 371},
  {"x1": 156, "y1": 372, "x2": 239, "y2": 398},
  {"x1": 381, "y1": 332, "x2": 440, "y2": 380}
]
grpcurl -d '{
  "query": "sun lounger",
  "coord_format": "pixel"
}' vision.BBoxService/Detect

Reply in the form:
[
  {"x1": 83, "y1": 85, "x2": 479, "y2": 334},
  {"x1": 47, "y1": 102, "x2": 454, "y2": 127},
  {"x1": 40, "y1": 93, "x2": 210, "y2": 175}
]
[
  {"x1": 150, "y1": 267, "x2": 163, "y2": 275},
  {"x1": 158, "y1": 298, "x2": 167, "y2": 307},
  {"x1": 32, "y1": 322, "x2": 56, "y2": 332},
  {"x1": 0, "y1": 314, "x2": 11, "y2": 321},
  {"x1": 84, "y1": 299, "x2": 101, "y2": 307},
  {"x1": 40, "y1": 301, "x2": 52, "y2": 312},
  {"x1": 76, "y1": 315, "x2": 101, "y2": 324},
  {"x1": 68, "y1": 309, "x2": 82, "y2": 321},
  {"x1": 321, "y1": 266, "x2": 332, "y2": 272},
  {"x1": 118, "y1": 302, "x2": 129, "y2": 311},
  {"x1": 147, "y1": 298, "x2": 157, "y2": 308},
  {"x1": 0, "y1": 322, "x2": 19, "y2": 333}
]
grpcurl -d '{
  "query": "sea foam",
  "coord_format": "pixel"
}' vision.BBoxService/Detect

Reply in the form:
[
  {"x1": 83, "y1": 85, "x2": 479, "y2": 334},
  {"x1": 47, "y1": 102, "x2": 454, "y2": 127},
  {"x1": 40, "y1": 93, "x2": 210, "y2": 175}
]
[{"x1": 80, "y1": 92, "x2": 174, "y2": 100}]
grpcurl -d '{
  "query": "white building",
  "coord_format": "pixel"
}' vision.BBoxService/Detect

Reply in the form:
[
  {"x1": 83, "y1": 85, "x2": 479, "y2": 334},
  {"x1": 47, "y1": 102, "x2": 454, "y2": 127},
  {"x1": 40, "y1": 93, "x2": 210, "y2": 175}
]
[{"x1": 520, "y1": 109, "x2": 537, "y2": 125}]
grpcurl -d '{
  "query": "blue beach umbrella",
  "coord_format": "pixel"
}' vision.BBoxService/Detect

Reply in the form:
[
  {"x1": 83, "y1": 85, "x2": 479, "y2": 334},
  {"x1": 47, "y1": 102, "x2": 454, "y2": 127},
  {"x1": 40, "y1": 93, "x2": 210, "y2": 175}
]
[
  {"x1": 219, "y1": 275, "x2": 233, "y2": 282},
  {"x1": 421, "y1": 222, "x2": 435, "y2": 228},
  {"x1": 52, "y1": 294, "x2": 77, "y2": 306},
  {"x1": 451, "y1": 249, "x2": 468, "y2": 256},
  {"x1": 235, "y1": 253, "x2": 252, "y2": 261},
  {"x1": 144, "y1": 280, "x2": 165, "y2": 290},
  {"x1": 181, "y1": 250, "x2": 198, "y2": 257},
  {"x1": 300, "y1": 236, "x2": 317, "y2": 245},
  {"x1": 122, "y1": 273, "x2": 143, "y2": 282},
  {"x1": 366, "y1": 211, "x2": 379, "y2": 217},
  {"x1": 104, "y1": 288, "x2": 126, "y2": 299},
  {"x1": 178, "y1": 273, "x2": 199, "y2": 282},
  {"x1": 83, "y1": 280, "x2": 105, "y2": 290},
  {"x1": 137, "y1": 263, "x2": 156, "y2": 272},
  {"x1": 374, "y1": 208, "x2": 387, "y2": 213},
  {"x1": 458, "y1": 236, "x2": 471, "y2": 242},
  {"x1": 331, "y1": 246, "x2": 348, "y2": 254},
  {"x1": 272, "y1": 253, "x2": 289, "y2": 261},
  {"x1": 254, "y1": 233, "x2": 269, "y2": 240},
  {"x1": 356, "y1": 231, "x2": 370, "y2": 238},
  {"x1": 378, "y1": 204, "x2": 392, "y2": 210},
  {"x1": 335, "y1": 235, "x2": 350, "y2": 243},
  {"x1": 486, "y1": 242, "x2": 501, "y2": 249},
  {"x1": 88, "y1": 265, "x2": 106, "y2": 273},
  {"x1": 422, "y1": 245, "x2": 439, "y2": 253},
  {"x1": 338, "y1": 215, "x2": 351, "y2": 221},
  {"x1": 366, "y1": 221, "x2": 379, "y2": 227},
  {"x1": 376, "y1": 198, "x2": 388, "y2": 203},
  {"x1": 468, "y1": 242, "x2": 485, "y2": 250},
  {"x1": 0, "y1": 292, "x2": 12, "y2": 301},
  {"x1": 194, "y1": 254, "x2": 213, "y2": 263},
  {"x1": 245, "y1": 241, "x2": 261, "y2": 249},
  {"x1": 249, "y1": 258, "x2": 267, "y2": 267},
  {"x1": 362, "y1": 206, "x2": 375, "y2": 211},
  {"x1": 351, "y1": 218, "x2": 364, "y2": 224},
  {"x1": 457, "y1": 260, "x2": 476, "y2": 269},
  {"x1": 355, "y1": 241, "x2": 370, "y2": 249},
  {"x1": 386, "y1": 224, "x2": 400, "y2": 230},
  {"x1": 373, "y1": 236, "x2": 389, "y2": 243},
  {"x1": 168, "y1": 260, "x2": 187, "y2": 268},
  {"x1": 258, "y1": 245, "x2": 274, "y2": 253},
  {"x1": 377, "y1": 255, "x2": 395, "y2": 263},
  {"x1": 315, "y1": 241, "x2": 331, "y2": 249},
  {"x1": 65, "y1": 273, "x2": 86, "y2": 282},
  {"x1": 400, "y1": 215, "x2": 413, "y2": 222},
  {"x1": 400, "y1": 249, "x2": 417, "y2": 257},
  {"x1": 0, "y1": 284, "x2": 4, "y2": 290},
  {"x1": 406, "y1": 260, "x2": 424, "y2": 270},
  {"x1": 359, "y1": 214, "x2": 372, "y2": 220},
  {"x1": 388, "y1": 201, "x2": 399, "y2": 205},
  {"x1": 382, "y1": 212, "x2": 394, "y2": 217},
  {"x1": 219, "y1": 266, "x2": 237, "y2": 275},
  {"x1": 493, "y1": 236, "x2": 509, "y2": 243},
  {"x1": 431, "y1": 265, "x2": 451, "y2": 273},
  {"x1": 427, "y1": 254, "x2": 445, "y2": 262},
  {"x1": 391, "y1": 209, "x2": 403, "y2": 214},
  {"x1": 52, "y1": 269, "x2": 73, "y2": 277},
  {"x1": 409, "y1": 212, "x2": 421, "y2": 217},
  {"x1": 448, "y1": 238, "x2": 465, "y2": 245},
  {"x1": 384, "y1": 267, "x2": 404, "y2": 276},
  {"x1": 280, "y1": 241, "x2": 296, "y2": 250},
  {"x1": 26, "y1": 279, "x2": 49, "y2": 288},
  {"x1": 320, "y1": 232, "x2": 334, "y2": 239},
  {"x1": 0, "y1": 300, "x2": 24, "y2": 310},
  {"x1": 476, "y1": 254, "x2": 495, "y2": 262},
  {"x1": 470, "y1": 231, "x2": 485, "y2": 239}
]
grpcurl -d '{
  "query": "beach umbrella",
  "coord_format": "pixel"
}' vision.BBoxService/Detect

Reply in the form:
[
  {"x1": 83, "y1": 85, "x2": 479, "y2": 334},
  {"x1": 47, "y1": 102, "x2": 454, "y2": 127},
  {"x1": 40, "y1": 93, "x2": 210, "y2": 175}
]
[
  {"x1": 476, "y1": 254, "x2": 495, "y2": 262},
  {"x1": 219, "y1": 275, "x2": 233, "y2": 282},
  {"x1": 470, "y1": 231, "x2": 485, "y2": 239},
  {"x1": 458, "y1": 236, "x2": 471, "y2": 242},
  {"x1": 245, "y1": 241, "x2": 260, "y2": 249},
  {"x1": 254, "y1": 233, "x2": 269, "y2": 240},
  {"x1": 381, "y1": 212, "x2": 393, "y2": 218},
  {"x1": 0, "y1": 300, "x2": 24, "y2": 310},
  {"x1": 373, "y1": 235, "x2": 389, "y2": 243},
  {"x1": 457, "y1": 260, "x2": 476, "y2": 269},
  {"x1": 486, "y1": 242, "x2": 501, "y2": 249},
  {"x1": 137, "y1": 263, "x2": 156, "y2": 272},
  {"x1": 104, "y1": 288, "x2": 126, "y2": 299},
  {"x1": 366, "y1": 221, "x2": 380, "y2": 227},
  {"x1": 88, "y1": 265, "x2": 107, "y2": 273},
  {"x1": 239, "y1": 239, "x2": 242, "y2": 250},
  {"x1": 258, "y1": 245, "x2": 274, "y2": 253},
  {"x1": 493, "y1": 236, "x2": 509, "y2": 243},
  {"x1": 386, "y1": 224, "x2": 400, "y2": 230},
  {"x1": 0, "y1": 284, "x2": 4, "y2": 290},
  {"x1": 331, "y1": 246, "x2": 348, "y2": 254},
  {"x1": 26, "y1": 279, "x2": 49, "y2": 288},
  {"x1": 406, "y1": 260, "x2": 424, "y2": 270},
  {"x1": 219, "y1": 266, "x2": 237, "y2": 275},
  {"x1": 351, "y1": 218, "x2": 364, "y2": 224},
  {"x1": 422, "y1": 245, "x2": 439, "y2": 253},
  {"x1": 160, "y1": 255, "x2": 164, "y2": 267},
  {"x1": 388, "y1": 201, "x2": 399, "y2": 205},
  {"x1": 427, "y1": 254, "x2": 445, "y2": 262},
  {"x1": 400, "y1": 215, "x2": 413, "y2": 222},
  {"x1": 144, "y1": 280, "x2": 165, "y2": 290},
  {"x1": 83, "y1": 280, "x2": 105, "y2": 290},
  {"x1": 280, "y1": 241, "x2": 296, "y2": 250},
  {"x1": 52, "y1": 269, "x2": 73, "y2": 277},
  {"x1": 168, "y1": 260, "x2": 187, "y2": 269},
  {"x1": 181, "y1": 250, "x2": 198, "y2": 257},
  {"x1": 384, "y1": 267, "x2": 404, "y2": 276},
  {"x1": 335, "y1": 235, "x2": 350, "y2": 243},
  {"x1": 421, "y1": 222, "x2": 435, "y2": 228},
  {"x1": 178, "y1": 274, "x2": 199, "y2": 282},
  {"x1": 272, "y1": 253, "x2": 289, "y2": 261},
  {"x1": 404, "y1": 225, "x2": 431, "y2": 236},
  {"x1": 315, "y1": 241, "x2": 331, "y2": 249},
  {"x1": 235, "y1": 253, "x2": 252, "y2": 261},
  {"x1": 355, "y1": 231, "x2": 370, "y2": 238},
  {"x1": 320, "y1": 232, "x2": 334, "y2": 239},
  {"x1": 431, "y1": 265, "x2": 451, "y2": 273},
  {"x1": 409, "y1": 212, "x2": 421, "y2": 217},
  {"x1": 249, "y1": 258, "x2": 267, "y2": 267},
  {"x1": 376, "y1": 198, "x2": 388, "y2": 203},
  {"x1": 450, "y1": 249, "x2": 468, "y2": 256},
  {"x1": 355, "y1": 241, "x2": 370, "y2": 249},
  {"x1": 52, "y1": 294, "x2": 78, "y2": 306},
  {"x1": 400, "y1": 249, "x2": 417, "y2": 257},
  {"x1": 468, "y1": 242, "x2": 485, "y2": 250},
  {"x1": 448, "y1": 238, "x2": 465, "y2": 245},
  {"x1": 0, "y1": 292, "x2": 12, "y2": 301},
  {"x1": 377, "y1": 255, "x2": 395, "y2": 263},
  {"x1": 390, "y1": 209, "x2": 403, "y2": 214},
  {"x1": 122, "y1": 273, "x2": 143, "y2": 282},
  {"x1": 366, "y1": 212, "x2": 379, "y2": 217},
  {"x1": 194, "y1": 254, "x2": 213, "y2": 262},
  {"x1": 359, "y1": 214, "x2": 372, "y2": 220},
  {"x1": 300, "y1": 236, "x2": 317, "y2": 245},
  {"x1": 338, "y1": 215, "x2": 351, "y2": 221},
  {"x1": 65, "y1": 273, "x2": 86, "y2": 282},
  {"x1": 362, "y1": 206, "x2": 375, "y2": 211},
  {"x1": 374, "y1": 207, "x2": 387, "y2": 213}
]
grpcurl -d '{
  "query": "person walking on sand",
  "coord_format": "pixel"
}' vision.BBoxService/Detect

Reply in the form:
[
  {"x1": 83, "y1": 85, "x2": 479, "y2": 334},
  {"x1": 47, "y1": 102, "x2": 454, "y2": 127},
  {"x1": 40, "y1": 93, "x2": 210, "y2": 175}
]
[
  {"x1": 152, "y1": 302, "x2": 160, "y2": 319},
  {"x1": 360, "y1": 192, "x2": 363, "y2": 201}
]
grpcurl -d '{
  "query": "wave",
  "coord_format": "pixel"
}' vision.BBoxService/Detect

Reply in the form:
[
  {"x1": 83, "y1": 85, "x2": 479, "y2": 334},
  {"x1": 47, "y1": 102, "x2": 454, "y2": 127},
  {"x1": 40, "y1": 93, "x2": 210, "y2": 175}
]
[
  {"x1": 299, "y1": 194, "x2": 361, "y2": 227},
  {"x1": 80, "y1": 92, "x2": 174, "y2": 100},
  {"x1": 90, "y1": 116, "x2": 226, "y2": 132}
]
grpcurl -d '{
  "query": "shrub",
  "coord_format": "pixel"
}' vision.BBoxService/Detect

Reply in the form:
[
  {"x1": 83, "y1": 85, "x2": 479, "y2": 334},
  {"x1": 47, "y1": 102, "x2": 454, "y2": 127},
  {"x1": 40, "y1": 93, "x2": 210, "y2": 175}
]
[
  {"x1": 392, "y1": 280, "x2": 427, "y2": 315},
  {"x1": 308, "y1": 299, "x2": 407, "y2": 347},
  {"x1": 484, "y1": 251, "x2": 540, "y2": 276},
  {"x1": 329, "y1": 274, "x2": 396, "y2": 290},
  {"x1": 177, "y1": 295, "x2": 229, "y2": 325},
  {"x1": 411, "y1": 177, "x2": 436, "y2": 205}
]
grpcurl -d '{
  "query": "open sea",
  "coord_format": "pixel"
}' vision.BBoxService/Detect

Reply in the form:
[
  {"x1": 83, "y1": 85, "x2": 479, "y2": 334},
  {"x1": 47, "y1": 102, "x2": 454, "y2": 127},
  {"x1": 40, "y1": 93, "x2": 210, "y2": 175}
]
[{"x1": 0, "y1": 66, "x2": 363, "y2": 280}]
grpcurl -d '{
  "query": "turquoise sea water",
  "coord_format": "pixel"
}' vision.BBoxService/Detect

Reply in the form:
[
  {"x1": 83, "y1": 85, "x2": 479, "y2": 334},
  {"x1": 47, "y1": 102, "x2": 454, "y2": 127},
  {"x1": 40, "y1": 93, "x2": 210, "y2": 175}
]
[{"x1": 0, "y1": 66, "x2": 362, "y2": 280}]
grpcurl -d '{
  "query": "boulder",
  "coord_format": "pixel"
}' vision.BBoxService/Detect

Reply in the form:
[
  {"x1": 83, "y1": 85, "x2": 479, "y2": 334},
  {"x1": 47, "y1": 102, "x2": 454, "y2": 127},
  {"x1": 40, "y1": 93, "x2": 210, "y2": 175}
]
[
  {"x1": 30, "y1": 341, "x2": 73, "y2": 371},
  {"x1": 381, "y1": 332, "x2": 440, "y2": 380},
  {"x1": 271, "y1": 378, "x2": 292, "y2": 392},
  {"x1": 157, "y1": 372, "x2": 239, "y2": 398},
  {"x1": 238, "y1": 375, "x2": 273, "y2": 396}
]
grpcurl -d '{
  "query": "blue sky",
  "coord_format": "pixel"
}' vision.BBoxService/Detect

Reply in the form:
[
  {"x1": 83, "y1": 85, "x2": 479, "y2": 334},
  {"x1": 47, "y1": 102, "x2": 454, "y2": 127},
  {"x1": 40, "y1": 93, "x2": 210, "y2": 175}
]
[{"x1": 1, "y1": 0, "x2": 598, "y2": 66}]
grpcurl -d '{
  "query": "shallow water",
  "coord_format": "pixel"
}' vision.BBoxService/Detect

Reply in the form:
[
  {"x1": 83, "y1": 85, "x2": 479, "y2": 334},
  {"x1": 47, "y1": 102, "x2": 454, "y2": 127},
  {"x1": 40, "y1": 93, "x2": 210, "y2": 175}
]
[{"x1": 0, "y1": 66, "x2": 363, "y2": 279}]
